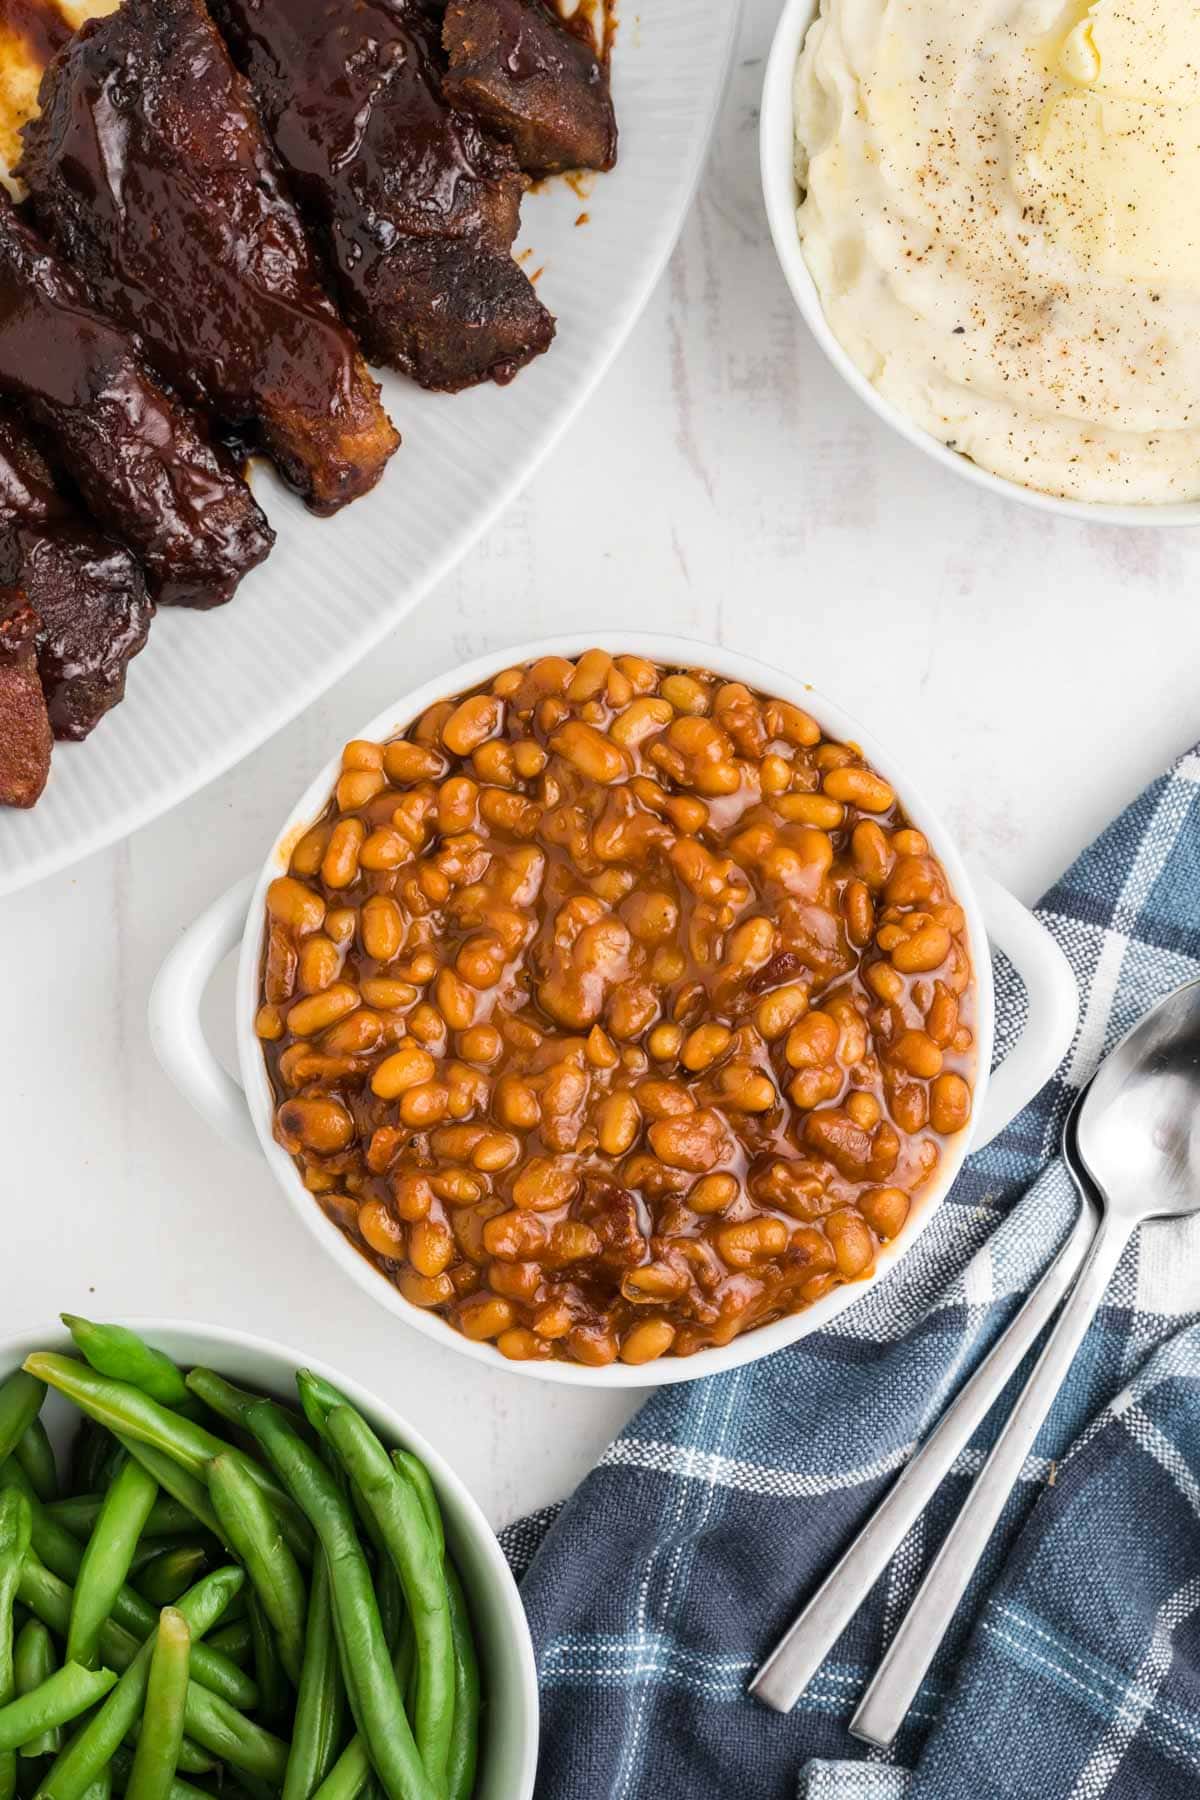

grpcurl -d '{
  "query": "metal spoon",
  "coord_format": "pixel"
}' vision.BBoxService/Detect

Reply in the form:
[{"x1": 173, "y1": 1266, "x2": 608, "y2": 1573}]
[
  {"x1": 850, "y1": 977, "x2": 1200, "y2": 1748},
  {"x1": 749, "y1": 1093, "x2": 1097, "y2": 1715}
]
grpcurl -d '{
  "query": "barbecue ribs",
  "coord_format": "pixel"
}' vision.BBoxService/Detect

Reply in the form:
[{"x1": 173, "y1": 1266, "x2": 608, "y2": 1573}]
[
  {"x1": 0, "y1": 594, "x2": 51, "y2": 809},
  {"x1": 442, "y1": 0, "x2": 617, "y2": 176},
  {"x1": 208, "y1": 0, "x2": 555, "y2": 392},
  {"x1": 20, "y1": 0, "x2": 400, "y2": 514},
  {"x1": 0, "y1": 191, "x2": 272, "y2": 611},
  {"x1": 0, "y1": 412, "x2": 152, "y2": 740}
]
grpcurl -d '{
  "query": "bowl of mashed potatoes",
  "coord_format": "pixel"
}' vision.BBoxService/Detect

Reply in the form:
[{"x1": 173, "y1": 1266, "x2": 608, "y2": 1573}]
[{"x1": 761, "y1": 0, "x2": 1200, "y2": 521}]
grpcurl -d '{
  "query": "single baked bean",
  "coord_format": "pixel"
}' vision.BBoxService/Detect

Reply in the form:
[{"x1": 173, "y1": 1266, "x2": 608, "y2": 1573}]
[
  {"x1": 361, "y1": 895, "x2": 404, "y2": 964},
  {"x1": 287, "y1": 983, "x2": 360, "y2": 1036},
  {"x1": 715, "y1": 1064, "x2": 776, "y2": 1113},
  {"x1": 255, "y1": 1004, "x2": 284, "y2": 1041},
  {"x1": 458, "y1": 1294, "x2": 515, "y2": 1340},
  {"x1": 845, "y1": 1090, "x2": 881, "y2": 1129},
  {"x1": 298, "y1": 935, "x2": 341, "y2": 994},
  {"x1": 681, "y1": 1023, "x2": 733, "y2": 1071},
  {"x1": 409, "y1": 1217, "x2": 455, "y2": 1278},
  {"x1": 860, "y1": 1186, "x2": 910, "y2": 1239},
  {"x1": 785, "y1": 1011, "x2": 839, "y2": 1068},
  {"x1": 323, "y1": 1011, "x2": 384, "y2": 1056},
  {"x1": 646, "y1": 1023, "x2": 683, "y2": 1061},
  {"x1": 596, "y1": 1092, "x2": 641, "y2": 1156},
  {"x1": 930, "y1": 1072, "x2": 972, "y2": 1135},
  {"x1": 892, "y1": 923, "x2": 952, "y2": 974},
  {"x1": 442, "y1": 694, "x2": 502, "y2": 755},
  {"x1": 620, "y1": 1319, "x2": 676, "y2": 1364},
  {"x1": 851, "y1": 820, "x2": 893, "y2": 889},
  {"x1": 689, "y1": 1173, "x2": 738, "y2": 1214},
  {"x1": 371, "y1": 1044, "x2": 435, "y2": 1098},
  {"x1": 512, "y1": 1157, "x2": 579, "y2": 1211},
  {"x1": 890, "y1": 1029, "x2": 944, "y2": 1079},
  {"x1": 392, "y1": 1174, "x2": 434, "y2": 1221},
  {"x1": 358, "y1": 1199, "x2": 405, "y2": 1259},
  {"x1": 717, "y1": 1218, "x2": 789, "y2": 1268},
  {"x1": 399, "y1": 1268, "x2": 455, "y2": 1308},
  {"x1": 550, "y1": 720, "x2": 629, "y2": 784},
  {"x1": 822, "y1": 766, "x2": 895, "y2": 812},
  {"x1": 267, "y1": 876, "x2": 325, "y2": 936},
  {"x1": 826, "y1": 1209, "x2": 875, "y2": 1278},
  {"x1": 648, "y1": 1110, "x2": 727, "y2": 1172},
  {"x1": 660, "y1": 673, "x2": 709, "y2": 714},
  {"x1": 276, "y1": 1096, "x2": 353, "y2": 1153},
  {"x1": 399, "y1": 1082, "x2": 450, "y2": 1128},
  {"x1": 775, "y1": 793, "x2": 845, "y2": 829},
  {"x1": 321, "y1": 818, "x2": 365, "y2": 888},
  {"x1": 289, "y1": 823, "x2": 329, "y2": 877}
]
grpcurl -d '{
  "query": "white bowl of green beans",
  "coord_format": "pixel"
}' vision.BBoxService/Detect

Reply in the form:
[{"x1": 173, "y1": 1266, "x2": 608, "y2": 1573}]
[{"x1": 0, "y1": 1316, "x2": 538, "y2": 1800}]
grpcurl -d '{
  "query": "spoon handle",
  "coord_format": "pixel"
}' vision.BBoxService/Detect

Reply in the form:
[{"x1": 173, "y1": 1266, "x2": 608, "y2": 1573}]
[
  {"x1": 748, "y1": 1198, "x2": 1095, "y2": 1714},
  {"x1": 849, "y1": 1209, "x2": 1134, "y2": 1750}
]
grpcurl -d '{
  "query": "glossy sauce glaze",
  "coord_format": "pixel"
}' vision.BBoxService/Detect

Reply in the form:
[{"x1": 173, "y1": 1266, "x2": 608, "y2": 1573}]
[
  {"x1": 19, "y1": 0, "x2": 399, "y2": 513},
  {"x1": 258, "y1": 652, "x2": 976, "y2": 1369},
  {"x1": 208, "y1": 0, "x2": 554, "y2": 390},
  {"x1": 0, "y1": 189, "x2": 272, "y2": 608}
]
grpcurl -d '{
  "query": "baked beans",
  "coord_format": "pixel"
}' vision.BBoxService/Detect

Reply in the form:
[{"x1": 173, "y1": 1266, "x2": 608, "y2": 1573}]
[{"x1": 259, "y1": 652, "x2": 975, "y2": 1366}]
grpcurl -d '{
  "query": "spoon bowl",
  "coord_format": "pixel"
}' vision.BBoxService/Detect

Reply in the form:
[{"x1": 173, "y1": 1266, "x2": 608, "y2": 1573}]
[{"x1": 1076, "y1": 978, "x2": 1200, "y2": 1219}]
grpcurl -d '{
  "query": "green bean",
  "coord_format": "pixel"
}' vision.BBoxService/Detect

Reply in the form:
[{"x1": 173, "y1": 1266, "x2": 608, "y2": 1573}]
[
  {"x1": 181, "y1": 1684, "x2": 287, "y2": 1786},
  {"x1": 0, "y1": 1476, "x2": 253, "y2": 1716},
  {"x1": 13, "y1": 1624, "x2": 59, "y2": 1759},
  {"x1": 12, "y1": 1432, "x2": 55, "y2": 1508},
  {"x1": 389, "y1": 1458, "x2": 441, "y2": 1569},
  {"x1": 59, "y1": 1326, "x2": 187, "y2": 1415},
  {"x1": 180, "y1": 1377, "x2": 261, "y2": 1437},
  {"x1": 0, "y1": 1667, "x2": 116, "y2": 1753},
  {"x1": 16, "y1": 1560, "x2": 139, "y2": 1675},
  {"x1": 34, "y1": 1569, "x2": 242, "y2": 1800},
  {"x1": 0, "y1": 1385, "x2": 44, "y2": 1475},
  {"x1": 205, "y1": 1623, "x2": 249, "y2": 1665},
  {"x1": 244, "y1": 1594, "x2": 286, "y2": 1729},
  {"x1": 43, "y1": 1502, "x2": 194, "y2": 1547},
  {"x1": 293, "y1": 1376, "x2": 343, "y2": 1447},
  {"x1": 22, "y1": 1363, "x2": 309, "y2": 1564},
  {"x1": 106, "y1": 1446, "x2": 219, "y2": 1549},
  {"x1": 79, "y1": 1767, "x2": 109, "y2": 1800},
  {"x1": 282, "y1": 1556, "x2": 343, "y2": 1800},
  {"x1": 134, "y1": 1555, "x2": 205, "y2": 1612},
  {"x1": 160, "y1": 1745, "x2": 210, "y2": 1781},
  {"x1": 308, "y1": 1623, "x2": 413, "y2": 1800},
  {"x1": 68, "y1": 1461, "x2": 159, "y2": 1668},
  {"x1": 245, "y1": 1404, "x2": 434, "y2": 1800},
  {"x1": 107, "y1": 1744, "x2": 207, "y2": 1800},
  {"x1": 0, "y1": 1493, "x2": 32, "y2": 1800},
  {"x1": 207, "y1": 1458, "x2": 305, "y2": 1686},
  {"x1": 442, "y1": 1565, "x2": 478, "y2": 1800},
  {"x1": 124, "y1": 1610, "x2": 188, "y2": 1800},
  {"x1": 321, "y1": 1407, "x2": 453, "y2": 1795}
]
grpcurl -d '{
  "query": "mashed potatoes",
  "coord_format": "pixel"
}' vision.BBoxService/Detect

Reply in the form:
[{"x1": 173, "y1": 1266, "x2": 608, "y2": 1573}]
[{"x1": 793, "y1": 0, "x2": 1200, "y2": 502}]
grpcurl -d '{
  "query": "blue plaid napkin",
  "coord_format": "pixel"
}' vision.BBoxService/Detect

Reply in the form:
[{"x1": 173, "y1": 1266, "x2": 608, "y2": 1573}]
[{"x1": 501, "y1": 744, "x2": 1200, "y2": 1799}]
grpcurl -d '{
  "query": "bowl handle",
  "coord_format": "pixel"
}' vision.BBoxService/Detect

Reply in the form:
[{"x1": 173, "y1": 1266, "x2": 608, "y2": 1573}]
[
  {"x1": 969, "y1": 864, "x2": 1078, "y2": 1149},
  {"x1": 148, "y1": 873, "x2": 260, "y2": 1153}
]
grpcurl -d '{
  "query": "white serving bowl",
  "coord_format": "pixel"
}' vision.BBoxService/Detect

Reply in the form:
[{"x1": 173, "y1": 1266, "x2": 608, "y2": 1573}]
[
  {"x1": 150, "y1": 632, "x2": 1078, "y2": 1388},
  {"x1": 759, "y1": 0, "x2": 1200, "y2": 527},
  {"x1": 0, "y1": 1318, "x2": 538, "y2": 1800}
]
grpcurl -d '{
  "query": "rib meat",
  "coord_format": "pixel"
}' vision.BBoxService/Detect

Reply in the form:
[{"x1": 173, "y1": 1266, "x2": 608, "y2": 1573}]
[
  {"x1": 0, "y1": 593, "x2": 51, "y2": 809},
  {"x1": 0, "y1": 412, "x2": 152, "y2": 740},
  {"x1": 442, "y1": 0, "x2": 617, "y2": 176},
  {"x1": 0, "y1": 192, "x2": 273, "y2": 610},
  {"x1": 207, "y1": 0, "x2": 555, "y2": 392},
  {"x1": 20, "y1": 0, "x2": 400, "y2": 514}
]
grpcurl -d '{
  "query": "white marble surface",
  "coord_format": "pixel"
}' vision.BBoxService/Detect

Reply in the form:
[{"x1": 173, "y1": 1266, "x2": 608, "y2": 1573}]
[{"x1": 4, "y1": 0, "x2": 1200, "y2": 1533}]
